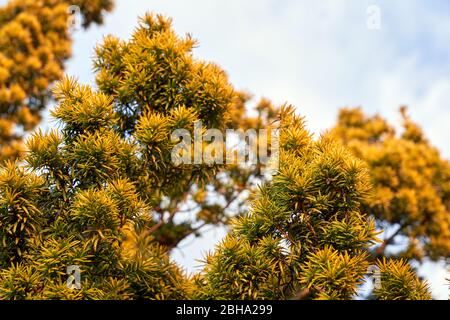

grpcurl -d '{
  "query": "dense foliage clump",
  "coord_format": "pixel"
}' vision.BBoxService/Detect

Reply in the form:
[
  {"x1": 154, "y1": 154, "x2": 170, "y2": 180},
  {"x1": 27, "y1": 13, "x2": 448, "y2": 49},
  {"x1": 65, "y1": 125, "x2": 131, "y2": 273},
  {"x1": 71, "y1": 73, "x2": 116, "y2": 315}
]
[
  {"x1": 196, "y1": 107, "x2": 431, "y2": 300},
  {"x1": 0, "y1": 0, "x2": 114, "y2": 161},
  {"x1": 332, "y1": 107, "x2": 450, "y2": 261}
]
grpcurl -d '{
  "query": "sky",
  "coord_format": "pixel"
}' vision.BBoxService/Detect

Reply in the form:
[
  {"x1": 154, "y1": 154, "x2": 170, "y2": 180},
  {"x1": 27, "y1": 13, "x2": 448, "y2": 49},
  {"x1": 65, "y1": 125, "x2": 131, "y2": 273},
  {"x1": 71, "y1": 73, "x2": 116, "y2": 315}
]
[
  {"x1": 64, "y1": 0, "x2": 450, "y2": 161},
  {"x1": 8, "y1": 0, "x2": 450, "y2": 298}
]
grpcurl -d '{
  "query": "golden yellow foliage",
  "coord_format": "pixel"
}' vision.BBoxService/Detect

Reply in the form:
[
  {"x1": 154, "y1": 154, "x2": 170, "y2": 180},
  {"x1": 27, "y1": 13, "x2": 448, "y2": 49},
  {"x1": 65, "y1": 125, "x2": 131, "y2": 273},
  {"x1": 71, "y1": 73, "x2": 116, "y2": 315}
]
[
  {"x1": 332, "y1": 107, "x2": 450, "y2": 260},
  {"x1": 0, "y1": 0, "x2": 113, "y2": 161}
]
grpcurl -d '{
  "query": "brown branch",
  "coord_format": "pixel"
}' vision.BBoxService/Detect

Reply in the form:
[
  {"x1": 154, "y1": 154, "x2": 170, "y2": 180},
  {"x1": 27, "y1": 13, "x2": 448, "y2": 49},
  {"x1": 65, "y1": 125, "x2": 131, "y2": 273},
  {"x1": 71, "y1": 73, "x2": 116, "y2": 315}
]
[
  {"x1": 375, "y1": 223, "x2": 406, "y2": 257},
  {"x1": 291, "y1": 288, "x2": 310, "y2": 300},
  {"x1": 291, "y1": 286, "x2": 325, "y2": 300},
  {"x1": 275, "y1": 225, "x2": 295, "y2": 244},
  {"x1": 223, "y1": 190, "x2": 243, "y2": 212},
  {"x1": 165, "y1": 221, "x2": 209, "y2": 251},
  {"x1": 147, "y1": 220, "x2": 164, "y2": 235}
]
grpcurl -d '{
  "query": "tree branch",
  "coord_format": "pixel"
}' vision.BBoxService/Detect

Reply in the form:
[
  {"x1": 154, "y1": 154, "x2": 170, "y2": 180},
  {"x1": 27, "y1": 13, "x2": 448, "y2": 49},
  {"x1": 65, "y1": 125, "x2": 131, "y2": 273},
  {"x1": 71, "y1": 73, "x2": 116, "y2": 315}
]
[{"x1": 375, "y1": 223, "x2": 406, "y2": 256}]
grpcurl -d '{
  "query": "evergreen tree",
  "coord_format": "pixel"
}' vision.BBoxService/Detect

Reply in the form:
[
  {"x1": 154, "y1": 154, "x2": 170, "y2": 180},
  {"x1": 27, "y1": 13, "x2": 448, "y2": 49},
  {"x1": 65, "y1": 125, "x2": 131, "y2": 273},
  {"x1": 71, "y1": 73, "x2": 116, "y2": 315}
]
[
  {"x1": 93, "y1": 13, "x2": 275, "y2": 249},
  {"x1": 0, "y1": 0, "x2": 114, "y2": 162},
  {"x1": 0, "y1": 11, "x2": 434, "y2": 300},
  {"x1": 0, "y1": 13, "x2": 236, "y2": 299},
  {"x1": 331, "y1": 107, "x2": 450, "y2": 261},
  {"x1": 196, "y1": 107, "x2": 431, "y2": 300}
]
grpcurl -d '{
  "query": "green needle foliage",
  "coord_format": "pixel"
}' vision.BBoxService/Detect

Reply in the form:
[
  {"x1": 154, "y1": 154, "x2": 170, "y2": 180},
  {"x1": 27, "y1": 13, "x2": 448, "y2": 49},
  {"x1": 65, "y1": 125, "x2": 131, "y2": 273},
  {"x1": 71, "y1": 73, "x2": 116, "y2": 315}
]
[
  {"x1": 0, "y1": 0, "x2": 114, "y2": 162},
  {"x1": 373, "y1": 259, "x2": 431, "y2": 300},
  {"x1": 94, "y1": 13, "x2": 232, "y2": 132},
  {"x1": 0, "y1": 11, "x2": 434, "y2": 300},
  {"x1": 0, "y1": 12, "x2": 236, "y2": 299},
  {"x1": 0, "y1": 76, "x2": 194, "y2": 298},
  {"x1": 93, "y1": 13, "x2": 274, "y2": 249},
  {"x1": 195, "y1": 107, "x2": 431, "y2": 300}
]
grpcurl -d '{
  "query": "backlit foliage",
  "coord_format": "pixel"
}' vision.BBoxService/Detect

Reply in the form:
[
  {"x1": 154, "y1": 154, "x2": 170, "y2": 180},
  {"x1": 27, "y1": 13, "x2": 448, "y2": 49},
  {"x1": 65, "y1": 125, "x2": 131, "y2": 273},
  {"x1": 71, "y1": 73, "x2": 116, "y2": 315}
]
[
  {"x1": 0, "y1": 11, "x2": 434, "y2": 300},
  {"x1": 373, "y1": 258, "x2": 431, "y2": 300},
  {"x1": 196, "y1": 107, "x2": 431, "y2": 300},
  {"x1": 332, "y1": 107, "x2": 450, "y2": 261},
  {"x1": 0, "y1": 0, "x2": 114, "y2": 161},
  {"x1": 0, "y1": 13, "x2": 236, "y2": 299},
  {"x1": 93, "y1": 13, "x2": 276, "y2": 249}
]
